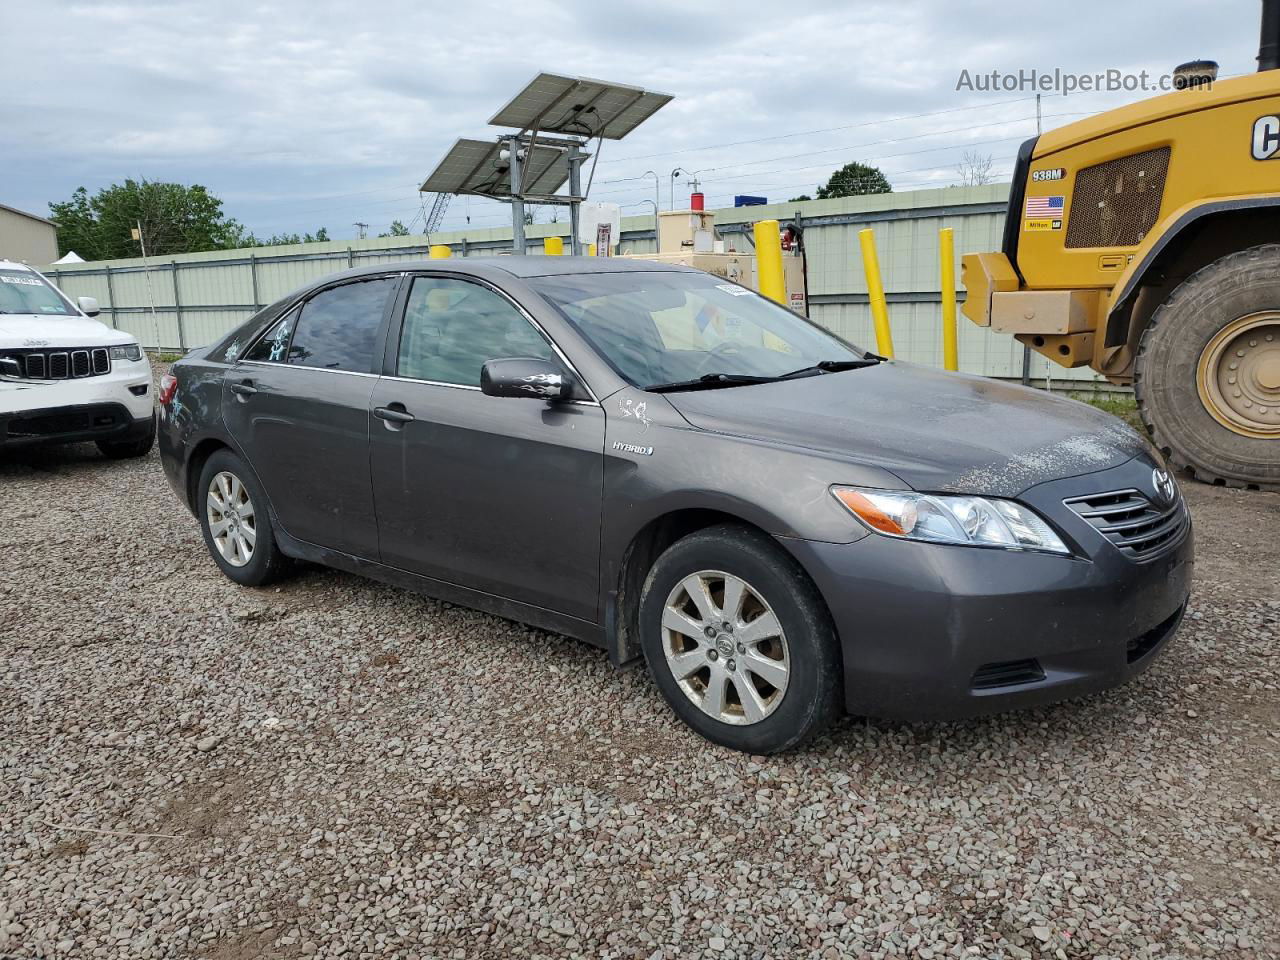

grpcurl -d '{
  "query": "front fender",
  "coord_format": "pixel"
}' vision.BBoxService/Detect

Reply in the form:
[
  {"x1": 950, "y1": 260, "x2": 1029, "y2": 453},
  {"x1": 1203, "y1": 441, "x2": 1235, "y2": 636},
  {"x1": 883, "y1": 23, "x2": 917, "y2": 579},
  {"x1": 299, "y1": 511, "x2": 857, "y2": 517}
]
[{"x1": 1106, "y1": 193, "x2": 1280, "y2": 335}]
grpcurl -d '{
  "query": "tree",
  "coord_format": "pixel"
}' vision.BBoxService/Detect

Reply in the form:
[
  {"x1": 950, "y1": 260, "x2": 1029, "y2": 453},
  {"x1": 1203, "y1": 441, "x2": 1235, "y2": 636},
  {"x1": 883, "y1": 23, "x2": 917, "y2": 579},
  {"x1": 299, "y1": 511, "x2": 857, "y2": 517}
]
[
  {"x1": 236, "y1": 227, "x2": 330, "y2": 247},
  {"x1": 378, "y1": 220, "x2": 410, "y2": 238},
  {"x1": 788, "y1": 194, "x2": 813, "y2": 202},
  {"x1": 956, "y1": 150, "x2": 995, "y2": 186},
  {"x1": 48, "y1": 180, "x2": 245, "y2": 259},
  {"x1": 811, "y1": 162, "x2": 892, "y2": 200}
]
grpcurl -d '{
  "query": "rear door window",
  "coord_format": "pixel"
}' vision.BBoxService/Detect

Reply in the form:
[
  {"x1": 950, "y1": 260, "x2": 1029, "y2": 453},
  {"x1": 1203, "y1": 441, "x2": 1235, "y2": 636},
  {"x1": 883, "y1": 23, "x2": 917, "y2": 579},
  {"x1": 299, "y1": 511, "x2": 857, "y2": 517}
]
[{"x1": 286, "y1": 277, "x2": 398, "y2": 372}]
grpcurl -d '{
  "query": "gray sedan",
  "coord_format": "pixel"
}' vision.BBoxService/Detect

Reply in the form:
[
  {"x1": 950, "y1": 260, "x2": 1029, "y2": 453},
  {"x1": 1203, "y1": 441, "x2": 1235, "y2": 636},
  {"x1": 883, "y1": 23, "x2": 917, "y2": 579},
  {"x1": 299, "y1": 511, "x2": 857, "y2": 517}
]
[{"x1": 158, "y1": 257, "x2": 1192, "y2": 753}]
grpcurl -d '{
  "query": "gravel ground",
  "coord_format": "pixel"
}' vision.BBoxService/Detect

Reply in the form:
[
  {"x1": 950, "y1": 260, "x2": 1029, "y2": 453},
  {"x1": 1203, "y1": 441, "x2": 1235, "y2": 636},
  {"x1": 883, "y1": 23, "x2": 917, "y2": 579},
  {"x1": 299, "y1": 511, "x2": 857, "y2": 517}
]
[{"x1": 1, "y1": 425, "x2": 1278, "y2": 959}]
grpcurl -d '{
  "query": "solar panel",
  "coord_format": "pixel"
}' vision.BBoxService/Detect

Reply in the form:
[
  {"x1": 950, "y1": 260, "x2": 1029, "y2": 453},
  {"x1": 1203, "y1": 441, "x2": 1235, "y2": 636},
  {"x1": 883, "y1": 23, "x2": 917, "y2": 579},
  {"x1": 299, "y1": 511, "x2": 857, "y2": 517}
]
[
  {"x1": 419, "y1": 138, "x2": 584, "y2": 199},
  {"x1": 488, "y1": 73, "x2": 673, "y2": 141}
]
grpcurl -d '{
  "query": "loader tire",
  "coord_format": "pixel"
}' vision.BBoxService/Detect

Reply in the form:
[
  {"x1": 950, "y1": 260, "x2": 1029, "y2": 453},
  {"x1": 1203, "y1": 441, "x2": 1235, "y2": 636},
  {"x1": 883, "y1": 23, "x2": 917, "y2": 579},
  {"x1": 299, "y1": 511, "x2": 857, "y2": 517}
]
[{"x1": 1134, "y1": 243, "x2": 1280, "y2": 491}]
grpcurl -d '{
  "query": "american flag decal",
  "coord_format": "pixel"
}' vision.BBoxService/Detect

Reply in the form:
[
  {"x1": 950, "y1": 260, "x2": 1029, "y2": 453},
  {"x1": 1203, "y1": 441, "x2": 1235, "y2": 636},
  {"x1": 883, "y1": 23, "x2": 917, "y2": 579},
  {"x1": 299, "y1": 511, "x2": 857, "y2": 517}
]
[{"x1": 1025, "y1": 195, "x2": 1065, "y2": 218}]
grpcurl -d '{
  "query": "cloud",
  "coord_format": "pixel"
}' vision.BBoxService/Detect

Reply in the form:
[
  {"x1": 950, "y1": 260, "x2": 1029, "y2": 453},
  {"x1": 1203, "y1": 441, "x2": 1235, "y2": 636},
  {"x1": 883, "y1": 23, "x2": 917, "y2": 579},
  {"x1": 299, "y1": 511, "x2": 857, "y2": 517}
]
[{"x1": 1, "y1": 0, "x2": 1263, "y2": 238}]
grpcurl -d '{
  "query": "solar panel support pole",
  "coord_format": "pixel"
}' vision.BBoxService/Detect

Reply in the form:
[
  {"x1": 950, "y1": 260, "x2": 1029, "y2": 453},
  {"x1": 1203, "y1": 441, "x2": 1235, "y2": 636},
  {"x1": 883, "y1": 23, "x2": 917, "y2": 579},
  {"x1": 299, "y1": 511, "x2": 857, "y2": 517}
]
[
  {"x1": 567, "y1": 142, "x2": 585, "y2": 256},
  {"x1": 508, "y1": 138, "x2": 527, "y2": 254}
]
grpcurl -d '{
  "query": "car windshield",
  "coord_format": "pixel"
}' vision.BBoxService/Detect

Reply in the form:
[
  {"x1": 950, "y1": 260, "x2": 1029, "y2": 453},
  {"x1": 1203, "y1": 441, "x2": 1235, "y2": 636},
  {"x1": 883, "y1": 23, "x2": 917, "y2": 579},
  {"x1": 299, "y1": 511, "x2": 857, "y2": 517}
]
[
  {"x1": 527, "y1": 271, "x2": 864, "y2": 389},
  {"x1": 0, "y1": 269, "x2": 75, "y2": 316}
]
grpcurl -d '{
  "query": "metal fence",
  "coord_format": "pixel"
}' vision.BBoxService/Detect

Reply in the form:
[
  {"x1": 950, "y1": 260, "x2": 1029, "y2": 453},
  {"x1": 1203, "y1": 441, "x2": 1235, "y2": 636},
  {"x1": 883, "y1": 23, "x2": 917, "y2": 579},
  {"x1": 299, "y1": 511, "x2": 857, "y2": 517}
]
[{"x1": 44, "y1": 185, "x2": 1100, "y2": 384}]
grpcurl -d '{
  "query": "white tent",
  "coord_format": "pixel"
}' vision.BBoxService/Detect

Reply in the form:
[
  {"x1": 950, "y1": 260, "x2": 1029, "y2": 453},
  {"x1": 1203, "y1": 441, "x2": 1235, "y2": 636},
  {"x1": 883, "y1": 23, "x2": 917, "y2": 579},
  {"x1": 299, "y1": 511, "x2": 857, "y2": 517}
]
[{"x1": 52, "y1": 251, "x2": 85, "y2": 264}]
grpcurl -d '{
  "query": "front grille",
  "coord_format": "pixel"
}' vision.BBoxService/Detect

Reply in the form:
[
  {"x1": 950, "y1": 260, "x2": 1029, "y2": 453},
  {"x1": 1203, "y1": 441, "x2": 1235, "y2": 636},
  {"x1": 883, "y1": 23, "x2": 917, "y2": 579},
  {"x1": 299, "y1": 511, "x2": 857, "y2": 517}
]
[
  {"x1": 1064, "y1": 488, "x2": 1188, "y2": 561},
  {"x1": 0, "y1": 347, "x2": 111, "y2": 380},
  {"x1": 1065, "y1": 146, "x2": 1170, "y2": 248},
  {"x1": 972, "y1": 658, "x2": 1046, "y2": 690}
]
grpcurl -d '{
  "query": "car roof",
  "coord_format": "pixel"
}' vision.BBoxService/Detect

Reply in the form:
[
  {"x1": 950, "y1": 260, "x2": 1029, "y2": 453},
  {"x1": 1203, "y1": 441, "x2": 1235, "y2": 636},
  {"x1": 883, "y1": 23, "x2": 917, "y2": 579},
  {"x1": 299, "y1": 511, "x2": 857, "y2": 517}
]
[
  {"x1": 0, "y1": 260, "x2": 36, "y2": 271},
  {"x1": 322, "y1": 255, "x2": 697, "y2": 284}
]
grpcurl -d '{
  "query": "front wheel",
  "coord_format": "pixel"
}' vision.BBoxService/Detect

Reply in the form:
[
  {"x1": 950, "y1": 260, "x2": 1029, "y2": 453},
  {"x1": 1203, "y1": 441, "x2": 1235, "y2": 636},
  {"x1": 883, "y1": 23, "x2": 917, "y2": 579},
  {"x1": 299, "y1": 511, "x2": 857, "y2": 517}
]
[
  {"x1": 639, "y1": 524, "x2": 842, "y2": 754},
  {"x1": 1136, "y1": 244, "x2": 1280, "y2": 489}
]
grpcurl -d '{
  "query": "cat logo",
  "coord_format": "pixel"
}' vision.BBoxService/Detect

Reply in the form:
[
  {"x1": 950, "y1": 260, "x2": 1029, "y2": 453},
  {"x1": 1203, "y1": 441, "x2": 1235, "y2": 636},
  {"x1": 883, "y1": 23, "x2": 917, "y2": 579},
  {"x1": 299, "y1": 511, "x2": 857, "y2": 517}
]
[{"x1": 1252, "y1": 115, "x2": 1280, "y2": 160}]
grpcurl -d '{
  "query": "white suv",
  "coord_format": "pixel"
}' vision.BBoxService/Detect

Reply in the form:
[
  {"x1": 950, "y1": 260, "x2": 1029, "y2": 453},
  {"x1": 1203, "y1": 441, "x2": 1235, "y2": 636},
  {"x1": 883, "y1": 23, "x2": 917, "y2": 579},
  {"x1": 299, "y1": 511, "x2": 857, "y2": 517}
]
[{"x1": 1, "y1": 259, "x2": 155, "y2": 458}]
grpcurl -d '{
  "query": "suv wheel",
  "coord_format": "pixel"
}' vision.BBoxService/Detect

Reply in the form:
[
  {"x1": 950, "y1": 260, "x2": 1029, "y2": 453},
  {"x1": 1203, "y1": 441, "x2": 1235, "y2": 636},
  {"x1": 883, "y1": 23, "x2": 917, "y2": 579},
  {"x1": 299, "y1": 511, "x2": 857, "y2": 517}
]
[
  {"x1": 96, "y1": 416, "x2": 155, "y2": 460},
  {"x1": 639, "y1": 524, "x2": 842, "y2": 753},
  {"x1": 197, "y1": 450, "x2": 290, "y2": 586}
]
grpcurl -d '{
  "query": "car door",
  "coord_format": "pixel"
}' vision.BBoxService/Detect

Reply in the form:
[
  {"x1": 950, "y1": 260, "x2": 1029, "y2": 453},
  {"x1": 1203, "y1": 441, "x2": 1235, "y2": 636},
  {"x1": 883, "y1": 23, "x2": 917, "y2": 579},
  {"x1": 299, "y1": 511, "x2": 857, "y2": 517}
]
[
  {"x1": 223, "y1": 274, "x2": 400, "y2": 558},
  {"x1": 368, "y1": 273, "x2": 605, "y2": 622}
]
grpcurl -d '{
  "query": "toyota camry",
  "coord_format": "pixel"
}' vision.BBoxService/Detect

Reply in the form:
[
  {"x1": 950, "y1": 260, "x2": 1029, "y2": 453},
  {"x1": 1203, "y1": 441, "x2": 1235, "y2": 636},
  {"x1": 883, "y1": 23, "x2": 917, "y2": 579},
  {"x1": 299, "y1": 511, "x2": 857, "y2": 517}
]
[{"x1": 158, "y1": 258, "x2": 1193, "y2": 753}]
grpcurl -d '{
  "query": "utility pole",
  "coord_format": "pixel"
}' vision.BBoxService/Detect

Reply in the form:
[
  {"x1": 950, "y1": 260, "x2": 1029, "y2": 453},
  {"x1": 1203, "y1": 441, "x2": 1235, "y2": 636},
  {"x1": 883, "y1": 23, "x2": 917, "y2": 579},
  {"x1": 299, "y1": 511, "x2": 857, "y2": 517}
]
[
  {"x1": 353, "y1": 222, "x2": 368, "y2": 241},
  {"x1": 131, "y1": 221, "x2": 161, "y2": 352},
  {"x1": 1020, "y1": 94, "x2": 1042, "y2": 388}
]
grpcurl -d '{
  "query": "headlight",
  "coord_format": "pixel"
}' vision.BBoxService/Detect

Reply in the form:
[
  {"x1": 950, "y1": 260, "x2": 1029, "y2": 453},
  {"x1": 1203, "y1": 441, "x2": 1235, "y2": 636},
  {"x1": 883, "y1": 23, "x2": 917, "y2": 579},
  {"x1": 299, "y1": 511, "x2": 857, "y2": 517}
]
[
  {"x1": 109, "y1": 343, "x2": 143, "y2": 361},
  {"x1": 831, "y1": 486, "x2": 1070, "y2": 554}
]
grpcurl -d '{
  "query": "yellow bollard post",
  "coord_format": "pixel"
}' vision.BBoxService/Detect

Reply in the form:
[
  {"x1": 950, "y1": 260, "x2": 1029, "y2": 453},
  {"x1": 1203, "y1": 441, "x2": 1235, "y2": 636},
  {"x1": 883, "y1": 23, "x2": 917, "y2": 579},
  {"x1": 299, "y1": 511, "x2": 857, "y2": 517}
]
[
  {"x1": 428, "y1": 245, "x2": 452, "y2": 259},
  {"x1": 544, "y1": 236, "x2": 564, "y2": 256},
  {"x1": 753, "y1": 219, "x2": 787, "y2": 305},
  {"x1": 588, "y1": 243, "x2": 597, "y2": 257},
  {"x1": 858, "y1": 228, "x2": 895, "y2": 358},
  {"x1": 939, "y1": 228, "x2": 958, "y2": 371}
]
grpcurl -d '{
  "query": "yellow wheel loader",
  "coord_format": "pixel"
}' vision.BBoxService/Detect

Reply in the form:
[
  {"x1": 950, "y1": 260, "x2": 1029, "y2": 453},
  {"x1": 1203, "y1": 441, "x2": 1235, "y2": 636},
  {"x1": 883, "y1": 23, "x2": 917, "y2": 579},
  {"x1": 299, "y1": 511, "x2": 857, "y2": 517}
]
[{"x1": 962, "y1": 0, "x2": 1280, "y2": 489}]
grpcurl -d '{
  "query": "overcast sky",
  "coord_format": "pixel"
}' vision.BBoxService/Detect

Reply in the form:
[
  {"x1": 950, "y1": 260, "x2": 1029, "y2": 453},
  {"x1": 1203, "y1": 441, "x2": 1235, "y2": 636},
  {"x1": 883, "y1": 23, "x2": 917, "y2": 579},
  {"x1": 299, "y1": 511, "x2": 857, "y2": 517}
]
[{"x1": 2, "y1": 0, "x2": 1263, "y2": 241}]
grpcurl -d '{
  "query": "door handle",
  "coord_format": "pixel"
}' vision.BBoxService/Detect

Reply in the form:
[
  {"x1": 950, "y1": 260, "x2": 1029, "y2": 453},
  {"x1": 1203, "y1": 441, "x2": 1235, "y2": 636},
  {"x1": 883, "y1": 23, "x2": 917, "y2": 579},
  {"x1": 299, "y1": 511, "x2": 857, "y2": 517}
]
[
  {"x1": 374, "y1": 403, "x2": 415, "y2": 425},
  {"x1": 230, "y1": 380, "x2": 258, "y2": 398}
]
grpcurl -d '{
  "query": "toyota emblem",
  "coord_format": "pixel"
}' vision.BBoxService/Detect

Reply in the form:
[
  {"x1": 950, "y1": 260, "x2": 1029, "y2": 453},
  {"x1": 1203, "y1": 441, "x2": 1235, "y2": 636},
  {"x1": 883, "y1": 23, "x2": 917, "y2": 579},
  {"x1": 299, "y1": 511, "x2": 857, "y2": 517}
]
[{"x1": 1152, "y1": 468, "x2": 1176, "y2": 506}]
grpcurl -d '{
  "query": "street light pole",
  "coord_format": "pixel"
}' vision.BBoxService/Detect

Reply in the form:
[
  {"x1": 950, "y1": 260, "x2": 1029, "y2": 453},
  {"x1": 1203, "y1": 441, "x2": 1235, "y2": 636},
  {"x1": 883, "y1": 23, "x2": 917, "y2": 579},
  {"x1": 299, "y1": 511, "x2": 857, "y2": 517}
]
[
  {"x1": 669, "y1": 167, "x2": 699, "y2": 210},
  {"x1": 631, "y1": 200, "x2": 659, "y2": 249},
  {"x1": 640, "y1": 170, "x2": 660, "y2": 212}
]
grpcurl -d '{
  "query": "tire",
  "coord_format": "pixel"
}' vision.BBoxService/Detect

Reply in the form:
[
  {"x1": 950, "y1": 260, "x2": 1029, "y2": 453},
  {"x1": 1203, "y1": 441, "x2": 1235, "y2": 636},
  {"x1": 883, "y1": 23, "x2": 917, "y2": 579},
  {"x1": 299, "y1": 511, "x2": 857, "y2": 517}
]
[
  {"x1": 96, "y1": 415, "x2": 156, "y2": 460},
  {"x1": 197, "y1": 449, "x2": 290, "y2": 586},
  {"x1": 639, "y1": 524, "x2": 842, "y2": 754},
  {"x1": 1135, "y1": 243, "x2": 1280, "y2": 490}
]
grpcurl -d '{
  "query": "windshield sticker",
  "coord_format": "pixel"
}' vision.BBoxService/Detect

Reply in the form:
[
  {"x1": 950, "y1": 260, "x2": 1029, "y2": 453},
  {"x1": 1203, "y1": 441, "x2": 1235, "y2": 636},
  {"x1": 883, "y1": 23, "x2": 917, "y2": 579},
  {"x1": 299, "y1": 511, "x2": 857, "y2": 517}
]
[
  {"x1": 2, "y1": 276, "x2": 42, "y2": 286},
  {"x1": 716, "y1": 283, "x2": 752, "y2": 297},
  {"x1": 619, "y1": 396, "x2": 652, "y2": 431}
]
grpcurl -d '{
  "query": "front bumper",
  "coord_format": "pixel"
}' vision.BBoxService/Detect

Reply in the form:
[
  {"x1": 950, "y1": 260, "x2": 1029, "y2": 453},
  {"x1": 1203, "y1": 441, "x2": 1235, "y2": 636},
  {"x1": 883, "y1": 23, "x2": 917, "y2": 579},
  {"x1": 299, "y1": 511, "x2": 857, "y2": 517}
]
[
  {"x1": 781, "y1": 457, "x2": 1194, "y2": 721},
  {"x1": 0, "y1": 359, "x2": 153, "y2": 448},
  {"x1": 0, "y1": 402, "x2": 153, "y2": 449}
]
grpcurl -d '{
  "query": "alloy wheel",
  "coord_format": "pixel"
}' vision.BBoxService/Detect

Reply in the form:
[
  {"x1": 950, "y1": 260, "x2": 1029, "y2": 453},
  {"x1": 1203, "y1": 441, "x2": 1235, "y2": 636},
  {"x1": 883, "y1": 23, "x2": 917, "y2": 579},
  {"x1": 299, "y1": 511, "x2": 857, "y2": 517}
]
[
  {"x1": 207, "y1": 471, "x2": 256, "y2": 567},
  {"x1": 661, "y1": 570, "x2": 790, "y2": 726}
]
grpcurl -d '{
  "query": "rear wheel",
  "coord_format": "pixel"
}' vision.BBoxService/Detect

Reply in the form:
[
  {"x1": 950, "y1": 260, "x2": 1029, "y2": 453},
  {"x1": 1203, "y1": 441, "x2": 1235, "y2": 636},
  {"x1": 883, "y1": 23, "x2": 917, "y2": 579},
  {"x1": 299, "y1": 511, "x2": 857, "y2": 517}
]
[
  {"x1": 639, "y1": 524, "x2": 841, "y2": 754},
  {"x1": 1135, "y1": 244, "x2": 1280, "y2": 490},
  {"x1": 197, "y1": 450, "x2": 290, "y2": 586}
]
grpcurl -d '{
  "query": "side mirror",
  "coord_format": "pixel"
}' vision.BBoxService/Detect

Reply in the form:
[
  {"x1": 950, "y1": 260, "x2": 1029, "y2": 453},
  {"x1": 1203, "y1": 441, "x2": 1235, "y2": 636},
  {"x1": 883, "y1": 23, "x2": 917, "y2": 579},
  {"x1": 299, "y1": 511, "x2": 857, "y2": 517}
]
[
  {"x1": 480, "y1": 357, "x2": 574, "y2": 401},
  {"x1": 77, "y1": 296, "x2": 100, "y2": 317}
]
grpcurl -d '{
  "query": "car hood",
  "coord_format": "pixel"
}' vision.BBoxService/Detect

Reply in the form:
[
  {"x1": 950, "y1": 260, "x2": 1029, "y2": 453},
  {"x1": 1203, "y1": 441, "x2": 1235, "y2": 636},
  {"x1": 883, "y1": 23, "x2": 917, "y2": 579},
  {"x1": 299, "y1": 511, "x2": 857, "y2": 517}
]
[
  {"x1": 0, "y1": 313, "x2": 121, "y2": 347},
  {"x1": 663, "y1": 362, "x2": 1149, "y2": 498}
]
